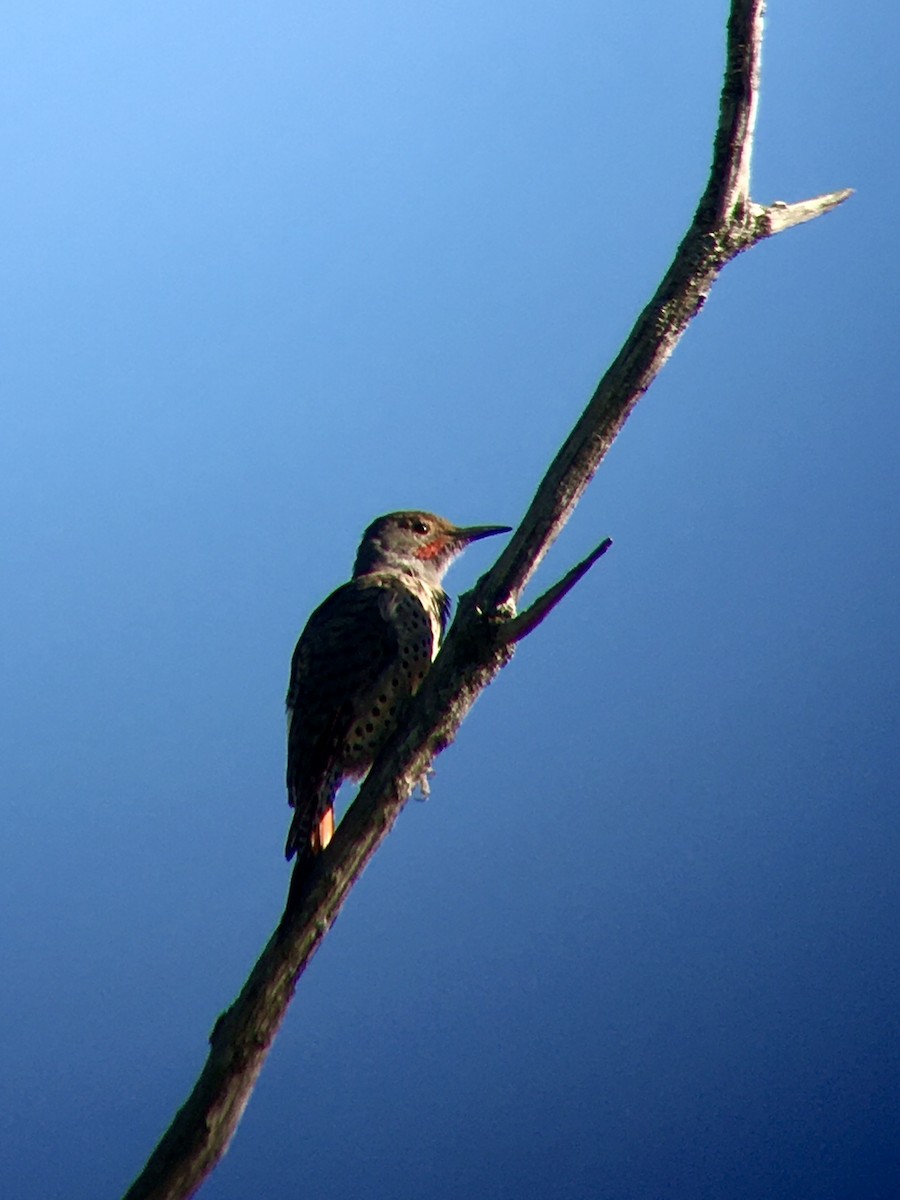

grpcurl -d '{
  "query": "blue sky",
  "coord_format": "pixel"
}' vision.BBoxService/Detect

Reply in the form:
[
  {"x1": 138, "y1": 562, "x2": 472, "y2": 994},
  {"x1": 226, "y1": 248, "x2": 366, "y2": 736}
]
[{"x1": 2, "y1": 3, "x2": 898, "y2": 1198}]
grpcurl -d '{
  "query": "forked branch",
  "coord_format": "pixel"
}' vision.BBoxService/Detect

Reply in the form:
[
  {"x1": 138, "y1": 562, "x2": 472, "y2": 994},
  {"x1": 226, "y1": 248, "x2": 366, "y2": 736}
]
[{"x1": 122, "y1": 3, "x2": 851, "y2": 1197}]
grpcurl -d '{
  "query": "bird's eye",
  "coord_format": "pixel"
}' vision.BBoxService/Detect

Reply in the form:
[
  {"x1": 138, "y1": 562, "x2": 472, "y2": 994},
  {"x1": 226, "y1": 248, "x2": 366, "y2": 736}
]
[{"x1": 413, "y1": 520, "x2": 430, "y2": 535}]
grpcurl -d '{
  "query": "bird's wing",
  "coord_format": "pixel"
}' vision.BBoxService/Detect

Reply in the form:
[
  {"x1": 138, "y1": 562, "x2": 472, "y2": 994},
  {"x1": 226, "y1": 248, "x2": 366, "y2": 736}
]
[{"x1": 285, "y1": 579, "x2": 401, "y2": 856}]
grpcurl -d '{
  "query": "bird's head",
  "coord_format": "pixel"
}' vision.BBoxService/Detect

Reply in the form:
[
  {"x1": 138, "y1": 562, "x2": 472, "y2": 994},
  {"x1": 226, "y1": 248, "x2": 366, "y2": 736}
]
[{"x1": 352, "y1": 511, "x2": 511, "y2": 584}]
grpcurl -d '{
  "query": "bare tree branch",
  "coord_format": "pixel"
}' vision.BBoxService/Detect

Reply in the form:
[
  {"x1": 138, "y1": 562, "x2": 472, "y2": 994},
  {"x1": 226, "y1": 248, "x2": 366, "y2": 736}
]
[
  {"x1": 121, "y1": 3, "x2": 851, "y2": 1197},
  {"x1": 474, "y1": 1, "x2": 850, "y2": 615},
  {"x1": 704, "y1": 0, "x2": 763, "y2": 224}
]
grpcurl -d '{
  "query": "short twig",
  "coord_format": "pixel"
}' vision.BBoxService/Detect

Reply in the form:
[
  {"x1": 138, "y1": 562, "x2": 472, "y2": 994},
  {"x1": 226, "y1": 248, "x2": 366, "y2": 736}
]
[
  {"x1": 753, "y1": 189, "x2": 855, "y2": 239},
  {"x1": 499, "y1": 538, "x2": 613, "y2": 644}
]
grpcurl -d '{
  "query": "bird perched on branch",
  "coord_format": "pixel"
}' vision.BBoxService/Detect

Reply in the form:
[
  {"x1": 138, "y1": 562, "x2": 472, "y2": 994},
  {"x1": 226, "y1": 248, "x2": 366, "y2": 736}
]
[{"x1": 284, "y1": 510, "x2": 510, "y2": 886}]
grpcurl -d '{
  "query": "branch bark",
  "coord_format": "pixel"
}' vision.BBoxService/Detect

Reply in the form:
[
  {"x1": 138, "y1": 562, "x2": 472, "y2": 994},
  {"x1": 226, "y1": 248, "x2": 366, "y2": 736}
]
[{"x1": 122, "y1": 3, "x2": 851, "y2": 1197}]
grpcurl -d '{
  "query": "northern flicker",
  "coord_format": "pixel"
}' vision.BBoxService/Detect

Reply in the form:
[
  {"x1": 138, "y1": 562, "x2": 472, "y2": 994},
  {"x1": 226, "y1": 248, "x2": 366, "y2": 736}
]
[{"x1": 284, "y1": 510, "x2": 510, "y2": 876}]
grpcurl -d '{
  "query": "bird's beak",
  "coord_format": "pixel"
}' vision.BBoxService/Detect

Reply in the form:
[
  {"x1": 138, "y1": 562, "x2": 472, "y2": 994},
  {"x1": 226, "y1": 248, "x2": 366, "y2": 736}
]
[{"x1": 453, "y1": 524, "x2": 513, "y2": 544}]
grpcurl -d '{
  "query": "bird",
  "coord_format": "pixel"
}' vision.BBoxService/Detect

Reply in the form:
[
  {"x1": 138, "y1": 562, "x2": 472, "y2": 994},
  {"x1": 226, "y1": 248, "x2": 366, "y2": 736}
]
[{"x1": 284, "y1": 510, "x2": 511, "y2": 884}]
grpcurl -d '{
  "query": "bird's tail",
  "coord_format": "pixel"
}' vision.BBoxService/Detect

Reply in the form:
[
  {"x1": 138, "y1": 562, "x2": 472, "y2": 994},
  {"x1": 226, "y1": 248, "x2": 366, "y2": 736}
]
[
  {"x1": 281, "y1": 804, "x2": 336, "y2": 922},
  {"x1": 284, "y1": 803, "x2": 334, "y2": 861}
]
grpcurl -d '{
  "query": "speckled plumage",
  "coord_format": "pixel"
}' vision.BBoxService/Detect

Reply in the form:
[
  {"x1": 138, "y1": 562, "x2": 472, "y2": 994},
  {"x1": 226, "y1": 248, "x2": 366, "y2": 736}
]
[{"x1": 284, "y1": 511, "x2": 510, "y2": 871}]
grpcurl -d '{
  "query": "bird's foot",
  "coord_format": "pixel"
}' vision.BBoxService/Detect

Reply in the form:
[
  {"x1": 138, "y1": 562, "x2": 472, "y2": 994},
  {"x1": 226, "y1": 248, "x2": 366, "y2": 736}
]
[{"x1": 412, "y1": 766, "x2": 434, "y2": 802}]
